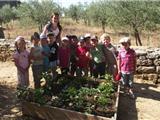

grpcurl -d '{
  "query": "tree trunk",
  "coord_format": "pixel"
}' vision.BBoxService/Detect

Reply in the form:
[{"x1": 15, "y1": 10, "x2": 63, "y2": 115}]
[
  {"x1": 102, "y1": 21, "x2": 105, "y2": 33},
  {"x1": 134, "y1": 28, "x2": 142, "y2": 46},
  {"x1": 39, "y1": 24, "x2": 43, "y2": 32}
]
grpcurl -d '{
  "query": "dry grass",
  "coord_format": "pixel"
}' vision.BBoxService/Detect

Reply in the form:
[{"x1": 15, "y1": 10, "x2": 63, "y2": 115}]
[{"x1": 3, "y1": 18, "x2": 160, "y2": 47}]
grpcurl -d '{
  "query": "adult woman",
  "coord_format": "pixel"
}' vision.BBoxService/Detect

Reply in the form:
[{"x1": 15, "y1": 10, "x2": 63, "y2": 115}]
[{"x1": 42, "y1": 12, "x2": 62, "y2": 44}]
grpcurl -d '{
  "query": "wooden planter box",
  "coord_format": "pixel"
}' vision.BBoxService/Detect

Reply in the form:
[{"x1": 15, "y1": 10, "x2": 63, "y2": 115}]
[{"x1": 22, "y1": 85, "x2": 120, "y2": 120}]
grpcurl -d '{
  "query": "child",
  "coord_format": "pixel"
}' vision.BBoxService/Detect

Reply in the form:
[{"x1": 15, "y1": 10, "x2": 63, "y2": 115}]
[
  {"x1": 69, "y1": 35, "x2": 78, "y2": 76},
  {"x1": 118, "y1": 37, "x2": 136, "y2": 99},
  {"x1": 40, "y1": 34, "x2": 50, "y2": 72},
  {"x1": 76, "y1": 36, "x2": 90, "y2": 77},
  {"x1": 47, "y1": 32, "x2": 59, "y2": 79},
  {"x1": 13, "y1": 36, "x2": 30, "y2": 88},
  {"x1": 100, "y1": 33, "x2": 118, "y2": 56},
  {"x1": 100, "y1": 33, "x2": 118, "y2": 80},
  {"x1": 30, "y1": 32, "x2": 44, "y2": 89},
  {"x1": 90, "y1": 36, "x2": 107, "y2": 79},
  {"x1": 58, "y1": 37, "x2": 71, "y2": 75}
]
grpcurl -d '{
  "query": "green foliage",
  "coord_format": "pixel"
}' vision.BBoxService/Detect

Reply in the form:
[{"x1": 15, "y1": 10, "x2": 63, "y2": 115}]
[
  {"x1": 0, "y1": 5, "x2": 17, "y2": 25},
  {"x1": 17, "y1": 74, "x2": 116, "y2": 116},
  {"x1": 16, "y1": 0, "x2": 61, "y2": 31}
]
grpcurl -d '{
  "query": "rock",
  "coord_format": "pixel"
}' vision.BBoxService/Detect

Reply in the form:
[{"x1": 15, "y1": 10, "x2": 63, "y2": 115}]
[
  {"x1": 141, "y1": 74, "x2": 158, "y2": 81},
  {"x1": 156, "y1": 66, "x2": 160, "y2": 73},
  {"x1": 154, "y1": 59, "x2": 160, "y2": 66},
  {"x1": 137, "y1": 59, "x2": 153, "y2": 66},
  {"x1": 137, "y1": 66, "x2": 155, "y2": 73},
  {"x1": 135, "y1": 50, "x2": 147, "y2": 56},
  {"x1": 147, "y1": 52, "x2": 160, "y2": 59}
]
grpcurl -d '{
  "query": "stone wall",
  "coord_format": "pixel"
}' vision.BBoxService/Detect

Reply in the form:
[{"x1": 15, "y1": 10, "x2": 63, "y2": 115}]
[{"x1": 134, "y1": 47, "x2": 160, "y2": 83}]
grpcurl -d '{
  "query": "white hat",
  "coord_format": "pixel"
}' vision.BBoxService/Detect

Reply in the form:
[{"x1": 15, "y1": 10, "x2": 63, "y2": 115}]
[
  {"x1": 15, "y1": 36, "x2": 24, "y2": 42},
  {"x1": 40, "y1": 33, "x2": 47, "y2": 39},
  {"x1": 119, "y1": 37, "x2": 131, "y2": 43},
  {"x1": 84, "y1": 33, "x2": 91, "y2": 38},
  {"x1": 62, "y1": 37, "x2": 69, "y2": 41}
]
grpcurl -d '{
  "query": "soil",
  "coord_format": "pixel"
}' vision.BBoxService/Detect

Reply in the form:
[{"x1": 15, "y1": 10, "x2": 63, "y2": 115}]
[{"x1": 0, "y1": 61, "x2": 160, "y2": 120}]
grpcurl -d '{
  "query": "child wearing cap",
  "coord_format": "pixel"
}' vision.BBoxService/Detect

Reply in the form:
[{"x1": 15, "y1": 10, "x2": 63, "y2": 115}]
[
  {"x1": 47, "y1": 32, "x2": 59, "y2": 79},
  {"x1": 40, "y1": 33, "x2": 50, "y2": 72},
  {"x1": 58, "y1": 37, "x2": 71, "y2": 75},
  {"x1": 13, "y1": 36, "x2": 30, "y2": 88},
  {"x1": 76, "y1": 36, "x2": 90, "y2": 77},
  {"x1": 90, "y1": 36, "x2": 107, "y2": 79},
  {"x1": 69, "y1": 35, "x2": 79, "y2": 76},
  {"x1": 30, "y1": 32, "x2": 44, "y2": 89},
  {"x1": 118, "y1": 37, "x2": 136, "y2": 99}
]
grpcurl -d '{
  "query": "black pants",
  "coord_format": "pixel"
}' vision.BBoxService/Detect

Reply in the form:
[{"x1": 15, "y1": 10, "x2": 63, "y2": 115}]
[
  {"x1": 93, "y1": 62, "x2": 106, "y2": 78},
  {"x1": 61, "y1": 67, "x2": 69, "y2": 75}
]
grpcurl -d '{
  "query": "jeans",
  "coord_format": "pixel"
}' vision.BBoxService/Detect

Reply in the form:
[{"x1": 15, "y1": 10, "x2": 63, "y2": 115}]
[
  {"x1": 32, "y1": 65, "x2": 43, "y2": 89},
  {"x1": 121, "y1": 73, "x2": 134, "y2": 88}
]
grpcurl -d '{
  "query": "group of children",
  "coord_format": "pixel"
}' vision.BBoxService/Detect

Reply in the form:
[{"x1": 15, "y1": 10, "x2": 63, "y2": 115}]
[{"x1": 13, "y1": 32, "x2": 136, "y2": 98}]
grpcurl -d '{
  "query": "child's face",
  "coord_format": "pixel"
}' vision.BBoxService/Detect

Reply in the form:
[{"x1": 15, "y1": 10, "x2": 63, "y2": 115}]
[
  {"x1": 52, "y1": 15, "x2": 59, "y2": 24},
  {"x1": 17, "y1": 39, "x2": 26, "y2": 50},
  {"x1": 79, "y1": 41, "x2": 85, "y2": 47},
  {"x1": 32, "y1": 38, "x2": 39, "y2": 45},
  {"x1": 41, "y1": 39, "x2": 48, "y2": 46},
  {"x1": 71, "y1": 38, "x2": 78, "y2": 45},
  {"x1": 91, "y1": 39, "x2": 98, "y2": 47},
  {"x1": 62, "y1": 40, "x2": 69, "y2": 46},
  {"x1": 47, "y1": 35, "x2": 56, "y2": 44},
  {"x1": 103, "y1": 37, "x2": 111, "y2": 45},
  {"x1": 122, "y1": 42, "x2": 130, "y2": 49}
]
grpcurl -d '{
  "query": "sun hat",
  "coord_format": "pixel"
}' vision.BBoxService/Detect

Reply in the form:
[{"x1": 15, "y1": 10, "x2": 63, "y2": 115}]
[
  {"x1": 90, "y1": 35, "x2": 98, "y2": 40},
  {"x1": 79, "y1": 36, "x2": 85, "y2": 42},
  {"x1": 119, "y1": 37, "x2": 131, "y2": 43},
  {"x1": 84, "y1": 33, "x2": 91, "y2": 38},
  {"x1": 15, "y1": 36, "x2": 24, "y2": 42},
  {"x1": 40, "y1": 33, "x2": 47, "y2": 39},
  {"x1": 62, "y1": 37, "x2": 69, "y2": 41}
]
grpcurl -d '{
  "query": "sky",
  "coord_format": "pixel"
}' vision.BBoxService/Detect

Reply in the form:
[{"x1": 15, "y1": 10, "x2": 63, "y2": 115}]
[
  {"x1": 21, "y1": 0, "x2": 95, "y2": 8},
  {"x1": 54, "y1": 0, "x2": 94, "y2": 8}
]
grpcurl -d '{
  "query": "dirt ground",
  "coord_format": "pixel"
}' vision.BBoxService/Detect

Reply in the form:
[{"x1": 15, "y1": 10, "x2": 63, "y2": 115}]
[{"x1": 0, "y1": 61, "x2": 160, "y2": 120}]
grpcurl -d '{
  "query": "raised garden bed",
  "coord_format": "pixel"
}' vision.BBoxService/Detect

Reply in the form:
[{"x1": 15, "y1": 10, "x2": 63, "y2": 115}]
[{"x1": 18, "y1": 74, "x2": 120, "y2": 120}]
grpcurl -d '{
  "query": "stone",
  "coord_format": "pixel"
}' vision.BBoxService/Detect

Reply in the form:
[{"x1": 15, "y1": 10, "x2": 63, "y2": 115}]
[
  {"x1": 137, "y1": 59, "x2": 153, "y2": 66},
  {"x1": 147, "y1": 74, "x2": 158, "y2": 81},
  {"x1": 135, "y1": 49, "x2": 147, "y2": 56},
  {"x1": 137, "y1": 66, "x2": 155, "y2": 73},
  {"x1": 156, "y1": 66, "x2": 160, "y2": 73},
  {"x1": 154, "y1": 59, "x2": 160, "y2": 66}
]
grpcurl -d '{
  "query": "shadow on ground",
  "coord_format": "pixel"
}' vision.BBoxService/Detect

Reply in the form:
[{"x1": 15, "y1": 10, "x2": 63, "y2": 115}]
[{"x1": 117, "y1": 82, "x2": 160, "y2": 120}]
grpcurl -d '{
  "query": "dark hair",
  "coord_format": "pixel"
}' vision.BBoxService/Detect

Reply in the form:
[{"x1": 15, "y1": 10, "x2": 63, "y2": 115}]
[
  {"x1": 50, "y1": 12, "x2": 62, "y2": 32},
  {"x1": 31, "y1": 32, "x2": 40, "y2": 42}
]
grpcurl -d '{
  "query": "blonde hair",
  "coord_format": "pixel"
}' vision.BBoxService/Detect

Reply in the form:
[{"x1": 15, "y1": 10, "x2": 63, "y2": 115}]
[{"x1": 100, "y1": 33, "x2": 111, "y2": 43}]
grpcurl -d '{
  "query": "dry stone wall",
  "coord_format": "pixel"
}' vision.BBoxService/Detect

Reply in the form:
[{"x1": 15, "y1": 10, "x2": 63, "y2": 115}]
[{"x1": 135, "y1": 47, "x2": 160, "y2": 83}]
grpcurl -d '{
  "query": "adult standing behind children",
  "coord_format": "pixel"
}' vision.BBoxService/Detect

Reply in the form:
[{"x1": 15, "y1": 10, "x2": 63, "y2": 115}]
[
  {"x1": 118, "y1": 37, "x2": 136, "y2": 99},
  {"x1": 30, "y1": 32, "x2": 44, "y2": 89},
  {"x1": 13, "y1": 36, "x2": 30, "y2": 88},
  {"x1": 42, "y1": 12, "x2": 62, "y2": 45}
]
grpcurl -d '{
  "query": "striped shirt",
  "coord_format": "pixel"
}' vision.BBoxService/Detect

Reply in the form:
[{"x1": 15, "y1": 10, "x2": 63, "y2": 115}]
[{"x1": 118, "y1": 48, "x2": 136, "y2": 73}]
